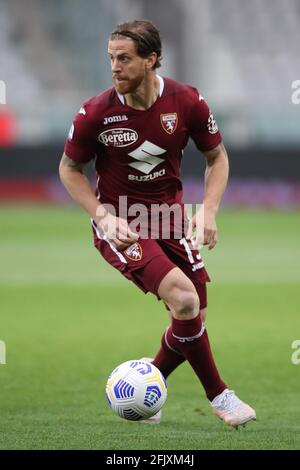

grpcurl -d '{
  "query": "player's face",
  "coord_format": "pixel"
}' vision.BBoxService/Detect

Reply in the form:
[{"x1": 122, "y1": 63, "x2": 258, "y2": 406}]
[{"x1": 108, "y1": 39, "x2": 150, "y2": 94}]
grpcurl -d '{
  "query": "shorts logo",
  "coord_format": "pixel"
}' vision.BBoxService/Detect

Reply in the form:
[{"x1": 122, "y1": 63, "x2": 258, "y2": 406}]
[
  {"x1": 124, "y1": 242, "x2": 142, "y2": 261},
  {"x1": 160, "y1": 113, "x2": 178, "y2": 134},
  {"x1": 98, "y1": 128, "x2": 138, "y2": 147}
]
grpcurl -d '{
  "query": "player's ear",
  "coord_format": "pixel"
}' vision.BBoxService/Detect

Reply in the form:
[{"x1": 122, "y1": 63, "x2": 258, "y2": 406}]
[{"x1": 146, "y1": 52, "x2": 157, "y2": 70}]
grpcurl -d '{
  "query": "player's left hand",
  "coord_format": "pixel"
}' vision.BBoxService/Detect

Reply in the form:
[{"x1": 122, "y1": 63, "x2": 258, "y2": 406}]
[{"x1": 186, "y1": 206, "x2": 218, "y2": 250}]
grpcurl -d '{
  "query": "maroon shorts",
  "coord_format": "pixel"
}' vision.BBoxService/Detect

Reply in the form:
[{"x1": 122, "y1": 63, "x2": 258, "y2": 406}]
[{"x1": 92, "y1": 225, "x2": 210, "y2": 309}]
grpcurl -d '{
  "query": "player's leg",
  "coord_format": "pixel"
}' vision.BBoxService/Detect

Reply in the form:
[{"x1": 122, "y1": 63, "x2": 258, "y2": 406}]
[
  {"x1": 154, "y1": 241, "x2": 256, "y2": 427},
  {"x1": 140, "y1": 269, "x2": 201, "y2": 426},
  {"x1": 152, "y1": 257, "x2": 208, "y2": 381},
  {"x1": 132, "y1": 265, "x2": 192, "y2": 379},
  {"x1": 151, "y1": 302, "x2": 207, "y2": 380},
  {"x1": 155, "y1": 266, "x2": 227, "y2": 401},
  {"x1": 151, "y1": 238, "x2": 208, "y2": 380},
  {"x1": 150, "y1": 301, "x2": 186, "y2": 380}
]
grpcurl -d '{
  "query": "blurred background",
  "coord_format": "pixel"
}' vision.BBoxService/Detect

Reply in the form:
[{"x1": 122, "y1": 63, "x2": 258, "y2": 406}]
[{"x1": 0, "y1": 0, "x2": 299, "y2": 205}]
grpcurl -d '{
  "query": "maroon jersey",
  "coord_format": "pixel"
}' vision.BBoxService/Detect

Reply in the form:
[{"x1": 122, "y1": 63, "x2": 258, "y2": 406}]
[{"x1": 64, "y1": 76, "x2": 222, "y2": 210}]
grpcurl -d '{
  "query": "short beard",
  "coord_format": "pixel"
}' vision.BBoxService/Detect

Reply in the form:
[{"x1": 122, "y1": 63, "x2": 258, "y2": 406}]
[{"x1": 114, "y1": 74, "x2": 145, "y2": 95}]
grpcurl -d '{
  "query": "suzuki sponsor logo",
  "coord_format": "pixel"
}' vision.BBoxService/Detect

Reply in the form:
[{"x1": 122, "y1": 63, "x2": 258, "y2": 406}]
[
  {"x1": 128, "y1": 168, "x2": 166, "y2": 181},
  {"x1": 98, "y1": 128, "x2": 138, "y2": 147},
  {"x1": 103, "y1": 115, "x2": 128, "y2": 125},
  {"x1": 128, "y1": 140, "x2": 166, "y2": 174}
]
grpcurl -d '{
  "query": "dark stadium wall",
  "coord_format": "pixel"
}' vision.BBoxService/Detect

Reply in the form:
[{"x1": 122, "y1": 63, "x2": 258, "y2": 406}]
[
  {"x1": 0, "y1": 143, "x2": 299, "y2": 179},
  {"x1": 0, "y1": 144, "x2": 300, "y2": 206}
]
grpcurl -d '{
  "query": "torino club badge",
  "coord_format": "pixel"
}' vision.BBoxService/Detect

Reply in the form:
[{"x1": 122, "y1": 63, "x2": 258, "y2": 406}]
[
  {"x1": 160, "y1": 113, "x2": 178, "y2": 134},
  {"x1": 124, "y1": 243, "x2": 143, "y2": 261}
]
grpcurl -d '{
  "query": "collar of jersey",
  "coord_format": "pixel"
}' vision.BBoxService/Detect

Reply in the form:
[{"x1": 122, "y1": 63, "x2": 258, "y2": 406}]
[{"x1": 117, "y1": 75, "x2": 164, "y2": 105}]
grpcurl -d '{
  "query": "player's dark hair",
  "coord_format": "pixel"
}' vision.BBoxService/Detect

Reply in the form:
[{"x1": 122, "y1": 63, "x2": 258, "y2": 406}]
[{"x1": 110, "y1": 20, "x2": 162, "y2": 69}]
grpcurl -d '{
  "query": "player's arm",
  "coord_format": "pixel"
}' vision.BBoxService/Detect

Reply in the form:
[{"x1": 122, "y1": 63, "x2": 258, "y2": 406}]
[
  {"x1": 59, "y1": 153, "x2": 101, "y2": 219},
  {"x1": 202, "y1": 142, "x2": 229, "y2": 249},
  {"x1": 187, "y1": 142, "x2": 229, "y2": 250},
  {"x1": 59, "y1": 153, "x2": 138, "y2": 248},
  {"x1": 187, "y1": 92, "x2": 229, "y2": 250}
]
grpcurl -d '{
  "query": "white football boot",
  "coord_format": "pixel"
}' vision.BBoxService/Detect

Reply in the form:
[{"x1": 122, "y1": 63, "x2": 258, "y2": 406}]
[
  {"x1": 211, "y1": 388, "x2": 256, "y2": 429},
  {"x1": 140, "y1": 357, "x2": 162, "y2": 425}
]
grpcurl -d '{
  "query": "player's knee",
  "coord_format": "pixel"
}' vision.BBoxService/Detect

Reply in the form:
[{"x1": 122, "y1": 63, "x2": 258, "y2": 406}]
[
  {"x1": 158, "y1": 268, "x2": 199, "y2": 319},
  {"x1": 173, "y1": 290, "x2": 199, "y2": 319}
]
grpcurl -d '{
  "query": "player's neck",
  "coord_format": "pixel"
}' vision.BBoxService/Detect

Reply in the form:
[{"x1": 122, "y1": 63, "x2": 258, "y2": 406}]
[{"x1": 124, "y1": 74, "x2": 160, "y2": 111}]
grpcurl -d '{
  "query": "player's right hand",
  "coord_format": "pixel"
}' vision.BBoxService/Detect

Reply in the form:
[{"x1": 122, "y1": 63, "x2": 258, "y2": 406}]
[
  {"x1": 186, "y1": 205, "x2": 217, "y2": 251},
  {"x1": 97, "y1": 212, "x2": 139, "y2": 250}
]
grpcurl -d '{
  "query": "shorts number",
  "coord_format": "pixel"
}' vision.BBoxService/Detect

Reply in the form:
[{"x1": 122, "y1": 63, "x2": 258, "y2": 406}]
[{"x1": 179, "y1": 238, "x2": 195, "y2": 264}]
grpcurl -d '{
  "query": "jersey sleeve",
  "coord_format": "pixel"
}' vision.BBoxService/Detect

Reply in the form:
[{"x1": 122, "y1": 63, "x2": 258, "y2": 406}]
[
  {"x1": 64, "y1": 106, "x2": 97, "y2": 163},
  {"x1": 188, "y1": 91, "x2": 222, "y2": 152}
]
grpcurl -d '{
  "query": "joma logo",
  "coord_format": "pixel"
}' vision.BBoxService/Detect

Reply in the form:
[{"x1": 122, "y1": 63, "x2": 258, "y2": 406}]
[{"x1": 103, "y1": 115, "x2": 128, "y2": 125}]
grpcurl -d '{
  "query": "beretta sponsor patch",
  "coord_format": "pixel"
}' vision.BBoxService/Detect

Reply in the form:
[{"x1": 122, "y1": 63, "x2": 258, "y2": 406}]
[{"x1": 98, "y1": 128, "x2": 138, "y2": 147}]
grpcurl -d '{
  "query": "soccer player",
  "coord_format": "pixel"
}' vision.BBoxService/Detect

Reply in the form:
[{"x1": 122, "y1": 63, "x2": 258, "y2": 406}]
[{"x1": 59, "y1": 20, "x2": 256, "y2": 428}]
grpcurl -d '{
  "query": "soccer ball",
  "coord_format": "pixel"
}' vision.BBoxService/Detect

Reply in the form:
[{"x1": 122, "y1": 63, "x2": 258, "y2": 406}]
[{"x1": 105, "y1": 360, "x2": 167, "y2": 421}]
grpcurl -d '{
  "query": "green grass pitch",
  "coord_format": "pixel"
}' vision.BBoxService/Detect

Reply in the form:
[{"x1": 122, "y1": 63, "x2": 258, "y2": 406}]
[{"x1": 0, "y1": 206, "x2": 299, "y2": 450}]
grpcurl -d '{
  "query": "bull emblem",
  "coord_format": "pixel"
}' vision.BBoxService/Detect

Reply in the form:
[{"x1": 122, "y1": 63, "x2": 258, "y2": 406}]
[{"x1": 124, "y1": 242, "x2": 143, "y2": 261}]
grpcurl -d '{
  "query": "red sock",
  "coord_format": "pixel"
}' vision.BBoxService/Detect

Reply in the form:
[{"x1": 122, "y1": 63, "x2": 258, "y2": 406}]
[
  {"x1": 167, "y1": 314, "x2": 227, "y2": 401},
  {"x1": 152, "y1": 329, "x2": 185, "y2": 378}
]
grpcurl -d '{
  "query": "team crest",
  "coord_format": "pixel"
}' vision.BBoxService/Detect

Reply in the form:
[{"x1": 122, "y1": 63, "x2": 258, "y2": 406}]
[
  {"x1": 124, "y1": 242, "x2": 143, "y2": 261},
  {"x1": 160, "y1": 113, "x2": 178, "y2": 134}
]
